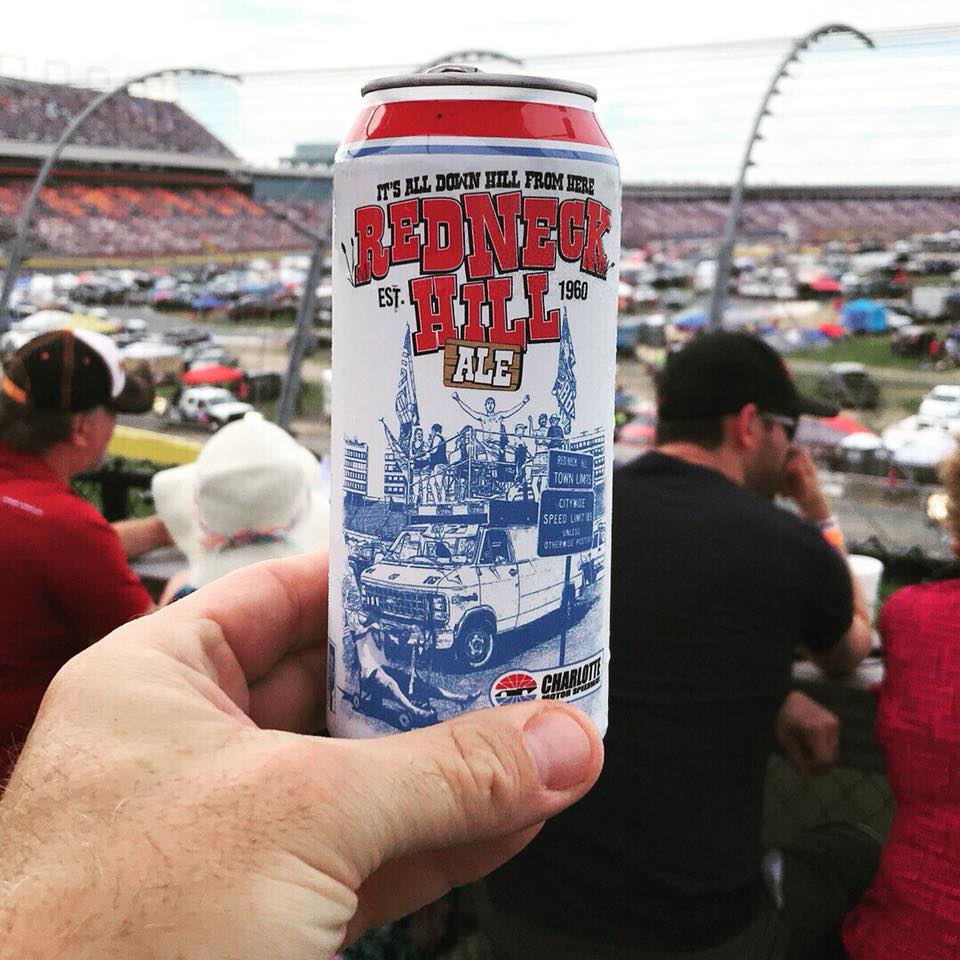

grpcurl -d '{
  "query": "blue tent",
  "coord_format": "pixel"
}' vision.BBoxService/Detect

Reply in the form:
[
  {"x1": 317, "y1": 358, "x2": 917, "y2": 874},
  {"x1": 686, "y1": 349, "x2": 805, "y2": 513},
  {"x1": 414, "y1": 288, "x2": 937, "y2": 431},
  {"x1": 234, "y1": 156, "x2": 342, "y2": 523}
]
[{"x1": 841, "y1": 299, "x2": 887, "y2": 334}]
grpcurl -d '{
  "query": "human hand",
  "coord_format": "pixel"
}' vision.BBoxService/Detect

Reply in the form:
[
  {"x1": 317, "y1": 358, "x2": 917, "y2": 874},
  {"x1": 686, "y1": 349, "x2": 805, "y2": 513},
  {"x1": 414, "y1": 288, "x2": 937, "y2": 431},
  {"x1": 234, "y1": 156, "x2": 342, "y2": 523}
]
[
  {"x1": 775, "y1": 690, "x2": 839, "y2": 779},
  {"x1": 779, "y1": 446, "x2": 830, "y2": 521},
  {"x1": 0, "y1": 552, "x2": 603, "y2": 959}
]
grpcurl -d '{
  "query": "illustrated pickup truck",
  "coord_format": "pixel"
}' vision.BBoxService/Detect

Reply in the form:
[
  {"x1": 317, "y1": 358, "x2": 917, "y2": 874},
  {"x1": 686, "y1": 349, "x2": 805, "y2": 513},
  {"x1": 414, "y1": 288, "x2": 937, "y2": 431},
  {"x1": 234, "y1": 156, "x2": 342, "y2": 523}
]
[{"x1": 358, "y1": 520, "x2": 589, "y2": 669}]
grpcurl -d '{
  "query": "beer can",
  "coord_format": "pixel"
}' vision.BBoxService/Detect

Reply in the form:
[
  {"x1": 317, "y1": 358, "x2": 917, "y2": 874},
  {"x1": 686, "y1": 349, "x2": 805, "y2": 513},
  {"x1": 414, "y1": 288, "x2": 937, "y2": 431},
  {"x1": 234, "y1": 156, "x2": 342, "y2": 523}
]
[{"x1": 327, "y1": 65, "x2": 619, "y2": 737}]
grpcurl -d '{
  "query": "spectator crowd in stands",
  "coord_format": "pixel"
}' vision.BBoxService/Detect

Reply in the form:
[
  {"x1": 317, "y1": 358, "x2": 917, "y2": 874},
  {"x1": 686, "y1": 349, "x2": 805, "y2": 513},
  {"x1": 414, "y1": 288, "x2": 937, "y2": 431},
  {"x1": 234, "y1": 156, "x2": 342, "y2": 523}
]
[
  {"x1": 0, "y1": 182, "x2": 330, "y2": 257},
  {"x1": 0, "y1": 76, "x2": 233, "y2": 158},
  {"x1": 620, "y1": 195, "x2": 960, "y2": 247},
  {"x1": 2, "y1": 183, "x2": 959, "y2": 260},
  {"x1": 1, "y1": 76, "x2": 959, "y2": 260}
]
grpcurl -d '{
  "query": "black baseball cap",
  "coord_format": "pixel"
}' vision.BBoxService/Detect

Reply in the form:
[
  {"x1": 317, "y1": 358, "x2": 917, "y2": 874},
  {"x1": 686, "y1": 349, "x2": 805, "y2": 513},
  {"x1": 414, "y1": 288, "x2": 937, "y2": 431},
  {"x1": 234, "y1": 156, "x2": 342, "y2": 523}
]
[
  {"x1": 2, "y1": 327, "x2": 154, "y2": 414},
  {"x1": 657, "y1": 332, "x2": 838, "y2": 420}
]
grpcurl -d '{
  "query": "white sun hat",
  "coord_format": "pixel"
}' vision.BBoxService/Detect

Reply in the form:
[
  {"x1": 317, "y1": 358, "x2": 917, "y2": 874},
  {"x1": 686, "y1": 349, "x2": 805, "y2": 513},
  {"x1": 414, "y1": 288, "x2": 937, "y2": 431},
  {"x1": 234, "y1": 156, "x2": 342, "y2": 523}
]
[{"x1": 152, "y1": 412, "x2": 329, "y2": 588}]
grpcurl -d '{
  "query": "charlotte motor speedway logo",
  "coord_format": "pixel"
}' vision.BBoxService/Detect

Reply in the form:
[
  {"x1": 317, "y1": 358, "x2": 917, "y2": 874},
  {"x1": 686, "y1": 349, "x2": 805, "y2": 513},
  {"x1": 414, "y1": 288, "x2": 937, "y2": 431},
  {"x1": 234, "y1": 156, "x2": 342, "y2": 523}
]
[{"x1": 489, "y1": 651, "x2": 603, "y2": 707}]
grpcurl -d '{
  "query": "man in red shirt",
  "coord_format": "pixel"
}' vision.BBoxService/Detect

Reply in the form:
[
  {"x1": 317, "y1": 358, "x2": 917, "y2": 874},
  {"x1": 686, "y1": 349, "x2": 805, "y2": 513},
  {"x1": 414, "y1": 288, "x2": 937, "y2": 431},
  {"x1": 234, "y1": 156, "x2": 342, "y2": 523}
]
[{"x1": 0, "y1": 328, "x2": 171, "y2": 782}]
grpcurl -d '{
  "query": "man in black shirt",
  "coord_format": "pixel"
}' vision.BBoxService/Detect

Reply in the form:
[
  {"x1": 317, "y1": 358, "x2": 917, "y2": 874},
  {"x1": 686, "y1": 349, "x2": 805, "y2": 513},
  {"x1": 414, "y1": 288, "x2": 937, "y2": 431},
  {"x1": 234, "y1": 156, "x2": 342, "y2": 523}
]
[{"x1": 479, "y1": 332, "x2": 875, "y2": 959}]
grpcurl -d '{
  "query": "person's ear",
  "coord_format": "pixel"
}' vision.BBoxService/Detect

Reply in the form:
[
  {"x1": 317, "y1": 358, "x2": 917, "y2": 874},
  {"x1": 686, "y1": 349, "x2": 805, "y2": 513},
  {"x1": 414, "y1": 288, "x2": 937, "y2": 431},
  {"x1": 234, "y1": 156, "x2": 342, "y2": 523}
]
[
  {"x1": 70, "y1": 411, "x2": 93, "y2": 448},
  {"x1": 731, "y1": 403, "x2": 764, "y2": 451}
]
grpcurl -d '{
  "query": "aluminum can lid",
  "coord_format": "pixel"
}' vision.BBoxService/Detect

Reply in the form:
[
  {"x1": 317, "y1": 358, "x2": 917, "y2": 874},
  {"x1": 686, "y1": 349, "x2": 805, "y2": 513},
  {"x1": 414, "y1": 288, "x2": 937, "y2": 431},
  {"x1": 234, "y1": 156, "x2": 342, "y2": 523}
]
[{"x1": 361, "y1": 64, "x2": 597, "y2": 102}]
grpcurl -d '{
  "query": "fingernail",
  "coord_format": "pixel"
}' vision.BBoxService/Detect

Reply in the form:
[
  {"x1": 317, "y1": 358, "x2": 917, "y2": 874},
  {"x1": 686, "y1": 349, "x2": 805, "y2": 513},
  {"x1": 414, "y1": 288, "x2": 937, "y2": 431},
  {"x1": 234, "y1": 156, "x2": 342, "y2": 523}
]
[{"x1": 523, "y1": 710, "x2": 593, "y2": 791}]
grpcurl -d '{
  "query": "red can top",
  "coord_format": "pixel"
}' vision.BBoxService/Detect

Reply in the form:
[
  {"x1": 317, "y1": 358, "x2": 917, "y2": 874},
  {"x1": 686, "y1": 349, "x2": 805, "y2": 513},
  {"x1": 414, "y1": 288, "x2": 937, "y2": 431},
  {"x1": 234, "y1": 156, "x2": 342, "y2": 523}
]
[{"x1": 345, "y1": 65, "x2": 613, "y2": 156}]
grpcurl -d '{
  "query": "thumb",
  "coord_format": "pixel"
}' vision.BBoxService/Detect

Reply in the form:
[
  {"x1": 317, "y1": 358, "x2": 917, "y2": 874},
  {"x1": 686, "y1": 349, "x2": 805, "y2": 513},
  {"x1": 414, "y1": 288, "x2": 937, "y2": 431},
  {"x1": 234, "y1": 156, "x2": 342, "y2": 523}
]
[{"x1": 333, "y1": 702, "x2": 603, "y2": 874}]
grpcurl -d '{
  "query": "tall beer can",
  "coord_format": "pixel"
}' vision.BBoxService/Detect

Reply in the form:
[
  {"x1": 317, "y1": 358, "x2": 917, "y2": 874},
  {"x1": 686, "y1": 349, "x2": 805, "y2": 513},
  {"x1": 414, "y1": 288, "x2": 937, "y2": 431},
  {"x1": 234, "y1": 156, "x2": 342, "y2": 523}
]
[{"x1": 327, "y1": 66, "x2": 619, "y2": 737}]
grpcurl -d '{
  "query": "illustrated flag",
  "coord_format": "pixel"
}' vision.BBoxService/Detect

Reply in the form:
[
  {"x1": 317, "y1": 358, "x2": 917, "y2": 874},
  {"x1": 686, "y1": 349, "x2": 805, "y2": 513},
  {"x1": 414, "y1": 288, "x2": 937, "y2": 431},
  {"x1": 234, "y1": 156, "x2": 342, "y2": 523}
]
[
  {"x1": 380, "y1": 419, "x2": 407, "y2": 467},
  {"x1": 395, "y1": 326, "x2": 420, "y2": 447},
  {"x1": 552, "y1": 307, "x2": 577, "y2": 435}
]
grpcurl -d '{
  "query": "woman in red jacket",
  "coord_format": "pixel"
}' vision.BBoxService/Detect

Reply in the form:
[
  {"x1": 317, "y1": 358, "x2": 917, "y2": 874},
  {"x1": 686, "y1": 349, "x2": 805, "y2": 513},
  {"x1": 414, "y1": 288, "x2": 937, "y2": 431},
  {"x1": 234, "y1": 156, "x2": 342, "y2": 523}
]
[{"x1": 844, "y1": 443, "x2": 960, "y2": 959}]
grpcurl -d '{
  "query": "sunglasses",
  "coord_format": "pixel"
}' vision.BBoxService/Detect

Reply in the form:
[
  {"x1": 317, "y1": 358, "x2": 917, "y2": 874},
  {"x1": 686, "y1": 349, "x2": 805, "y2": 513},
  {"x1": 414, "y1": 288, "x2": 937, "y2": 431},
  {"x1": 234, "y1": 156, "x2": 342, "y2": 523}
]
[{"x1": 760, "y1": 412, "x2": 798, "y2": 442}]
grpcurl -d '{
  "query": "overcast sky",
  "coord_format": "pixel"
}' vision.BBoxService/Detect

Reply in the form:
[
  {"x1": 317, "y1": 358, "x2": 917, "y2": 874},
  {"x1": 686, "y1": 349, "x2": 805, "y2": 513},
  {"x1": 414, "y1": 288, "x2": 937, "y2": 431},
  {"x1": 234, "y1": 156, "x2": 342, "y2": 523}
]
[{"x1": 3, "y1": 1, "x2": 960, "y2": 184}]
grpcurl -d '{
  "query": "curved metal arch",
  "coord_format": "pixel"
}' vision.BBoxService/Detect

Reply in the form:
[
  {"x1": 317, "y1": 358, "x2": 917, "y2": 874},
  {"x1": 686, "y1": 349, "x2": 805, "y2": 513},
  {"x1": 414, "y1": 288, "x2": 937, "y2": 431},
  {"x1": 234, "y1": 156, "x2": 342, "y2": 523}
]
[
  {"x1": 419, "y1": 49, "x2": 524, "y2": 72},
  {"x1": 707, "y1": 24, "x2": 874, "y2": 330}
]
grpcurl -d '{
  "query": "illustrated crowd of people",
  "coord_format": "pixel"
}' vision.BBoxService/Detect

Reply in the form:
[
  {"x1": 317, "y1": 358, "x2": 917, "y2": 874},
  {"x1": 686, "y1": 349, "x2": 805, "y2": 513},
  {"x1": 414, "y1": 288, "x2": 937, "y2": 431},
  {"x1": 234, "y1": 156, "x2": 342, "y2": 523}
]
[
  {"x1": 384, "y1": 392, "x2": 574, "y2": 507},
  {"x1": 6, "y1": 327, "x2": 960, "y2": 960}
]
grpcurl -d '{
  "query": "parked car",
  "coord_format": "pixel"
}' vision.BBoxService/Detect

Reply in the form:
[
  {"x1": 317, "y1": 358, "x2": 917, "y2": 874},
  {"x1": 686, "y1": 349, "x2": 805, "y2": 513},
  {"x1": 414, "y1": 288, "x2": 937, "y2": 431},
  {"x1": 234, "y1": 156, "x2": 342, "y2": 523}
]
[
  {"x1": 162, "y1": 326, "x2": 212, "y2": 347},
  {"x1": 168, "y1": 386, "x2": 254, "y2": 429},
  {"x1": 918, "y1": 384, "x2": 960, "y2": 420},
  {"x1": 227, "y1": 292, "x2": 298, "y2": 321},
  {"x1": 184, "y1": 345, "x2": 239, "y2": 371},
  {"x1": 890, "y1": 324, "x2": 936, "y2": 357},
  {"x1": 243, "y1": 370, "x2": 284, "y2": 403},
  {"x1": 816, "y1": 362, "x2": 881, "y2": 409}
]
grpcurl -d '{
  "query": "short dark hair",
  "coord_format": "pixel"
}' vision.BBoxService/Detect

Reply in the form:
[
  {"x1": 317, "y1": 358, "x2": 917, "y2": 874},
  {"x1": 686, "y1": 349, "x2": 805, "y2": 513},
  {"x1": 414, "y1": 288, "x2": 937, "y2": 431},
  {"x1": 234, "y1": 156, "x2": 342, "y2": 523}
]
[
  {"x1": 0, "y1": 394, "x2": 76, "y2": 453},
  {"x1": 654, "y1": 415, "x2": 725, "y2": 449}
]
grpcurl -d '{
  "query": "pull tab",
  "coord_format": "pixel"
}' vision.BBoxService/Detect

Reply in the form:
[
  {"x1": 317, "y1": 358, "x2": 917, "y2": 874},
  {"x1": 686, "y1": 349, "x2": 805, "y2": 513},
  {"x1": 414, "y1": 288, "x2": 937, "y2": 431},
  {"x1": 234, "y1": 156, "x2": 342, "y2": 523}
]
[{"x1": 424, "y1": 63, "x2": 481, "y2": 74}]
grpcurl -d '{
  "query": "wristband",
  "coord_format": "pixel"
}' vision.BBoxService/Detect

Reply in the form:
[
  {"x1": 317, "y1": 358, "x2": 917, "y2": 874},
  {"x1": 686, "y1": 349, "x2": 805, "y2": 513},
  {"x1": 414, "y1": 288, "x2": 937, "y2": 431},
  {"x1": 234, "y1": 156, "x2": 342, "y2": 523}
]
[{"x1": 816, "y1": 515, "x2": 845, "y2": 552}]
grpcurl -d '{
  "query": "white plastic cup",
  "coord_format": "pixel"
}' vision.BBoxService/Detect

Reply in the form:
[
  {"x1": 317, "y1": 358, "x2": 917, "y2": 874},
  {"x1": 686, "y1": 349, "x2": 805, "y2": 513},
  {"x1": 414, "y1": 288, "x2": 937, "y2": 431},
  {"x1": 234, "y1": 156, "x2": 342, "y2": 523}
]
[{"x1": 847, "y1": 554, "x2": 884, "y2": 623}]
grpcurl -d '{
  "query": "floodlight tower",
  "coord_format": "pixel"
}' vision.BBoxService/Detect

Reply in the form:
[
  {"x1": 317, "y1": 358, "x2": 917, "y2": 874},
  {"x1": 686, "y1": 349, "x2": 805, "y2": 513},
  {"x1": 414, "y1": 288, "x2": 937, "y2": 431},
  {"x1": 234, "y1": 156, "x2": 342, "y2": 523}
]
[{"x1": 707, "y1": 24, "x2": 874, "y2": 330}]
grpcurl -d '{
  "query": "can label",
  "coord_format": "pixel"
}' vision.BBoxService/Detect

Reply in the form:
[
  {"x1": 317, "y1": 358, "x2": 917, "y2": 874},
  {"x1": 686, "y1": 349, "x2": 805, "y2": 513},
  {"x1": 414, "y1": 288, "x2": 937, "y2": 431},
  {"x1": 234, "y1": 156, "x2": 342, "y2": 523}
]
[{"x1": 328, "y1": 86, "x2": 619, "y2": 737}]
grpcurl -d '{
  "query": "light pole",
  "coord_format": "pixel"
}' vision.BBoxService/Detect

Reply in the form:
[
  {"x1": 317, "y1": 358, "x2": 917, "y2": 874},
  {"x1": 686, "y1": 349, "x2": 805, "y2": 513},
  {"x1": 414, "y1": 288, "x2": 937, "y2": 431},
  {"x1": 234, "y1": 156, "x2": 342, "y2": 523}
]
[
  {"x1": 263, "y1": 206, "x2": 327, "y2": 431},
  {"x1": 707, "y1": 24, "x2": 874, "y2": 330},
  {"x1": 0, "y1": 67, "x2": 239, "y2": 331}
]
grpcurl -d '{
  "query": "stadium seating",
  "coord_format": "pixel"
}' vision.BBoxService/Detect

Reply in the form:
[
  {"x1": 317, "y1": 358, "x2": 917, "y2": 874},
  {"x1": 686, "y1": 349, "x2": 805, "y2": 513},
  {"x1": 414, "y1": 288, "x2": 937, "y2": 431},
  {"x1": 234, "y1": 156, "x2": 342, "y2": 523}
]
[
  {"x1": 620, "y1": 195, "x2": 960, "y2": 246},
  {"x1": 0, "y1": 77, "x2": 233, "y2": 158},
  {"x1": 0, "y1": 182, "x2": 330, "y2": 257},
  {"x1": 1, "y1": 76, "x2": 959, "y2": 259}
]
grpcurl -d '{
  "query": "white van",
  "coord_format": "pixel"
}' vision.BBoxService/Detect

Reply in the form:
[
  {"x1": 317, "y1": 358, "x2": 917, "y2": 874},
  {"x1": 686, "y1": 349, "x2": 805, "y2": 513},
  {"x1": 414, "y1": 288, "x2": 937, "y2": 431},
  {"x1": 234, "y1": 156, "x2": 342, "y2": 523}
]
[{"x1": 359, "y1": 521, "x2": 585, "y2": 669}]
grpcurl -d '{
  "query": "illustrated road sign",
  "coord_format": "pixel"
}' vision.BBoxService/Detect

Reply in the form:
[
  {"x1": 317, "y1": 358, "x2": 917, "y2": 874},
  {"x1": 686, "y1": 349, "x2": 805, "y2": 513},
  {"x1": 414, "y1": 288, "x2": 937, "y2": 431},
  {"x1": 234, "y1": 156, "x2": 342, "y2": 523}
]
[
  {"x1": 537, "y1": 489, "x2": 596, "y2": 557},
  {"x1": 547, "y1": 450, "x2": 594, "y2": 491}
]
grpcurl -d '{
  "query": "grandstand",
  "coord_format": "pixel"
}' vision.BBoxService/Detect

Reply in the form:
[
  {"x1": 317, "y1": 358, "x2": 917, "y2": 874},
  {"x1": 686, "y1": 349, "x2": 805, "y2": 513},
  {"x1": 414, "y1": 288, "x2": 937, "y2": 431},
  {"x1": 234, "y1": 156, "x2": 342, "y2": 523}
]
[
  {"x1": 621, "y1": 184, "x2": 960, "y2": 247},
  {"x1": 0, "y1": 76, "x2": 327, "y2": 264},
  {"x1": 0, "y1": 75, "x2": 957, "y2": 265}
]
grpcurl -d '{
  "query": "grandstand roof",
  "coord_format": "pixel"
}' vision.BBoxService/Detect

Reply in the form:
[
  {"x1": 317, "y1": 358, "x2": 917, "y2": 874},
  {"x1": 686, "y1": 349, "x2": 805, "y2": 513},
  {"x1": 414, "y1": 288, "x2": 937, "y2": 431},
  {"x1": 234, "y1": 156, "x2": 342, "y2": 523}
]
[
  {"x1": 0, "y1": 137, "x2": 245, "y2": 173},
  {"x1": 0, "y1": 76, "x2": 237, "y2": 169}
]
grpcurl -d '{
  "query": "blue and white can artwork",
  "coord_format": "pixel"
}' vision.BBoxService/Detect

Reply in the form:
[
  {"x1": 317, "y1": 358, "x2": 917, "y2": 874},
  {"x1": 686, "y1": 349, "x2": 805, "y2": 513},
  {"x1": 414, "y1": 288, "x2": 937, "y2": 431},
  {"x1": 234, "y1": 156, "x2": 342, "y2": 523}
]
[{"x1": 327, "y1": 67, "x2": 619, "y2": 738}]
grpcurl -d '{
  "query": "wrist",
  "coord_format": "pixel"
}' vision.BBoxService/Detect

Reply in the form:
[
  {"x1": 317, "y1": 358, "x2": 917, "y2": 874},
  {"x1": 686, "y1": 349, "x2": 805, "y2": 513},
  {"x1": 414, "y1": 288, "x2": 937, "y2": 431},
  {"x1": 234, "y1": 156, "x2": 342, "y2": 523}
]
[
  {"x1": 815, "y1": 515, "x2": 846, "y2": 553},
  {"x1": 795, "y1": 496, "x2": 831, "y2": 523}
]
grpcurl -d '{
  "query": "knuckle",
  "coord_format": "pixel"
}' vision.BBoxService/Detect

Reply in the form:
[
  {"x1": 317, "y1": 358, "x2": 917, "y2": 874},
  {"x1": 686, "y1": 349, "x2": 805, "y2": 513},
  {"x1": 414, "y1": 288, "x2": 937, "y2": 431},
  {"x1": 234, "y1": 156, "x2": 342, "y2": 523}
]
[{"x1": 439, "y1": 720, "x2": 526, "y2": 819}]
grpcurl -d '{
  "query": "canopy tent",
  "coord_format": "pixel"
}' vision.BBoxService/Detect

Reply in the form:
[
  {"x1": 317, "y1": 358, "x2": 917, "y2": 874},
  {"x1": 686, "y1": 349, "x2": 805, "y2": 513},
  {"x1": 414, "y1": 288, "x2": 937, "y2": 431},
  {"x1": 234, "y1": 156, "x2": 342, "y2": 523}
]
[
  {"x1": 180, "y1": 365, "x2": 244, "y2": 386},
  {"x1": 841, "y1": 299, "x2": 887, "y2": 334},
  {"x1": 819, "y1": 322, "x2": 848, "y2": 340},
  {"x1": 795, "y1": 414, "x2": 875, "y2": 449}
]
